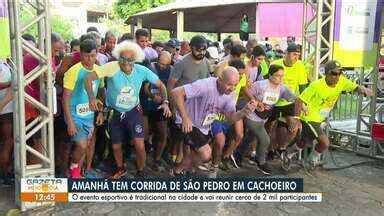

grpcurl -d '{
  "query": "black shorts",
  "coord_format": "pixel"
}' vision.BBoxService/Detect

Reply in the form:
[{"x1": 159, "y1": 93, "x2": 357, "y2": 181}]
[
  {"x1": 172, "y1": 123, "x2": 211, "y2": 150},
  {"x1": 147, "y1": 108, "x2": 167, "y2": 122},
  {"x1": 301, "y1": 121, "x2": 325, "y2": 140},
  {"x1": 109, "y1": 106, "x2": 145, "y2": 144},
  {"x1": 270, "y1": 103, "x2": 296, "y2": 120}
]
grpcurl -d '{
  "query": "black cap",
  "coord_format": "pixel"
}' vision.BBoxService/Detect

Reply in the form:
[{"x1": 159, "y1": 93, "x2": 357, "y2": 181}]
[
  {"x1": 286, "y1": 43, "x2": 300, "y2": 53},
  {"x1": 324, "y1": 60, "x2": 342, "y2": 73},
  {"x1": 190, "y1": 35, "x2": 207, "y2": 49}
]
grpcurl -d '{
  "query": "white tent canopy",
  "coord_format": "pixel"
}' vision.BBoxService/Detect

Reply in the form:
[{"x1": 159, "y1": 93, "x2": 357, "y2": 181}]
[{"x1": 127, "y1": 0, "x2": 303, "y2": 33}]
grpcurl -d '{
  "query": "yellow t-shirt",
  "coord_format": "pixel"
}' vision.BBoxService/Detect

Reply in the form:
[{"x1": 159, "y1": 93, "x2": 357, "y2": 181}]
[
  {"x1": 271, "y1": 59, "x2": 308, "y2": 106},
  {"x1": 63, "y1": 62, "x2": 103, "y2": 91},
  {"x1": 97, "y1": 61, "x2": 120, "y2": 78},
  {"x1": 234, "y1": 73, "x2": 247, "y2": 102},
  {"x1": 299, "y1": 75, "x2": 358, "y2": 123}
]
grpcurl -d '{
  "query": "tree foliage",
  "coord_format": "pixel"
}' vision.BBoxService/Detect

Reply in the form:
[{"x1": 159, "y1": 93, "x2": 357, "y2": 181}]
[
  {"x1": 114, "y1": 0, "x2": 172, "y2": 20},
  {"x1": 21, "y1": 7, "x2": 75, "y2": 41},
  {"x1": 51, "y1": 16, "x2": 75, "y2": 41}
]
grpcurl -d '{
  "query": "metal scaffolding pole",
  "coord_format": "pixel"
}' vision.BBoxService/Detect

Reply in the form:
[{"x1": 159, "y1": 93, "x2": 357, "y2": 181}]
[
  {"x1": 355, "y1": 8, "x2": 384, "y2": 158},
  {"x1": 8, "y1": 0, "x2": 55, "y2": 211},
  {"x1": 302, "y1": 0, "x2": 335, "y2": 78}
]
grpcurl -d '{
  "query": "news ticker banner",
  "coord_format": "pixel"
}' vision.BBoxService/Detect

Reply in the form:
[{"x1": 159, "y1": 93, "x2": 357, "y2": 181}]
[{"x1": 20, "y1": 178, "x2": 322, "y2": 203}]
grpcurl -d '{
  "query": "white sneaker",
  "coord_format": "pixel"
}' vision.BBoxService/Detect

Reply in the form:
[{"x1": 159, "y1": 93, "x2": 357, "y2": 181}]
[
  {"x1": 230, "y1": 154, "x2": 239, "y2": 168},
  {"x1": 306, "y1": 151, "x2": 322, "y2": 168}
]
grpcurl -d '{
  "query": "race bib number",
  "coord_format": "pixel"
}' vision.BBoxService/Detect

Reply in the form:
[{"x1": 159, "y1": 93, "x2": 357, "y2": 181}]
[
  {"x1": 320, "y1": 108, "x2": 331, "y2": 119},
  {"x1": 116, "y1": 94, "x2": 136, "y2": 110},
  {"x1": 202, "y1": 113, "x2": 218, "y2": 127},
  {"x1": 76, "y1": 103, "x2": 92, "y2": 117},
  {"x1": 116, "y1": 86, "x2": 136, "y2": 110},
  {"x1": 262, "y1": 91, "x2": 280, "y2": 105}
]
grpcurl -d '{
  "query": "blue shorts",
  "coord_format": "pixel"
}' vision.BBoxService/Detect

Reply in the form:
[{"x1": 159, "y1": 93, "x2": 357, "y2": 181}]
[
  {"x1": 211, "y1": 120, "x2": 231, "y2": 136},
  {"x1": 71, "y1": 119, "x2": 94, "y2": 142},
  {"x1": 109, "y1": 106, "x2": 145, "y2": 144}
]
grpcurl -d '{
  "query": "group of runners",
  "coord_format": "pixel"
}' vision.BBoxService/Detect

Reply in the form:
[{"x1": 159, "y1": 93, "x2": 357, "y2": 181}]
[{"x1": 0, "y1": 27, "x2": 372, "y2": 181}]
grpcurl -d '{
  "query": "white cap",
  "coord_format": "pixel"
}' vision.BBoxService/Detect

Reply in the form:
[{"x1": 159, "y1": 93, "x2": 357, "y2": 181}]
[{"x1": 207, "y1": 46, "x2": 219, "y2": 59}]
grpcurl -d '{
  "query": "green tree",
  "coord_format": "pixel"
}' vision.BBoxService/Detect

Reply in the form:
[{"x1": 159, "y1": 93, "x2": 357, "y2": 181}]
[
  {"x1": 114, "y1": 0, "x2": 172, "y2": 20},
  {"x1": 51, "y1": 16, "x2": 75, "y2": 41},
  {"x1": 21, "y1": 7, "x2": 75, "y2": 41}
]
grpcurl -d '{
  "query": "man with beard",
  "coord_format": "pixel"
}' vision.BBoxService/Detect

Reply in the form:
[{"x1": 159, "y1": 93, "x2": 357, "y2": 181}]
[{"x1": 167, "y1": 35, "x2": 211, "y2": 165}]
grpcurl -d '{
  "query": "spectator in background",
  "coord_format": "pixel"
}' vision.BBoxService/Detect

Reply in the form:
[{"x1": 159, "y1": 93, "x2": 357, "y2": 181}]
[
  {"x1": 212, "y1": 42, "x2": 221, "y2": 53},
  {"x1": 88, "y1": 31, "x2": 108, "y2": 65},
  {"x1": 222, "y1": 37, "x2": 233, "y2": 58},
  {"x1": 100, "y1": 38, "x2": 106, "y2": 53},
  {"x1": 22, "y1": 32, "x2": 63, "y2": 165},
  {"x1": 135, "y1": 28, "x2": 158, "y2": 62},
  {"x1": 245, "y1": 38, "x2": 258, "y2": 60},
  {"x1": 206, "y1": 46, "x2": 220, "y2": 73},
  {"x1": 180, "y1": 41, "x2": 190, "y2": 56},
  {"x1": 214, "y1": 44, "x2": 246, "y2": 77},
  {"x1": 247, "y1": 46, "x2": 267, "y2": 83},
  {"x1": 70, "y1": 39, "x2": 80, "y2": 53},
  {"x1": 152, "y1": 41, "x2": 165, "y2": 56},
  {"x1": 245, "y1": 38, "x2": 269, "y2": 78},
  {"x1": 143, "y1": 51, "x2": 173, "y2": 171},
  {"x1": 103, "y1": 31, "x2": 117, "y2": 62},
  {"x1": 165, "y1": 38, "x2": 182, "y2": 64},
  {"x1": 22, "y1": 34, "x2": 37, "y2": 56},
  {"x1": 118, "y1": 33, "x2": 134, "y2": 43},
  {"x1": 87, "y1": 26, "x2": 99, "y2": 33},
  {"x1": 22, "y1": 33, "x2": 36, "y2": 46},
  {"x1": 274, "y1": 44, "x2": 284, "y2": 59},
  {"x1": 0, "y1": 60, "x2": 13, "y2": 184}
]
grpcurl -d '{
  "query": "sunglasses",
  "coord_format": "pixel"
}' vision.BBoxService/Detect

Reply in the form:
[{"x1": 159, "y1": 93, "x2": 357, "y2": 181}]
[
  {"x1": 330, "y1": 70, "x2": 342, "y2": 76},
  {"x1": 119, "y1": 56, "x2": 135, "y2": 64}
]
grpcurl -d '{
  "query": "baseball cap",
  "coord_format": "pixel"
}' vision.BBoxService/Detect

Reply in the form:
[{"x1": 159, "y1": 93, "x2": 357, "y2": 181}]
[
  {"x1": 190, "y1": 35, "x2": 207, "y2": 49},
  {"x1": 286, "y1": 43, "x2": 300, "y2": 53},
  {"x1": 167, "y1": 38, "x2": 180, "y2": 48},
  {"x1": 206, "y1": 46, "x2": 219, "y2": 59},
  {"x1": 323, "y1": 60, "x2": 342, "y2": 74}
]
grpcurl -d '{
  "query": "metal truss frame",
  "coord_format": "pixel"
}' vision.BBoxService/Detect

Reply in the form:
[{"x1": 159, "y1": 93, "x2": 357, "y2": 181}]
[
  {"x1": 8, "y1": 0, "x2": 55, "y2": 211},
  {"x1": 354, "y1": 8, "x2": 384, "y2": 159},
  {"x1": 301, "y1": 0, "x2": 335, "y2": 78}
]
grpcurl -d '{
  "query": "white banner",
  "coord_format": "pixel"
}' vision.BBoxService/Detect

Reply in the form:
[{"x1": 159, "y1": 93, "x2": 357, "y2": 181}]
[
  {"x1": 68, "y1": 192, "x2": 322, "y2": 203},
  {"x1": 339, "y1": 0, "x2": 377, "y2": 51}
]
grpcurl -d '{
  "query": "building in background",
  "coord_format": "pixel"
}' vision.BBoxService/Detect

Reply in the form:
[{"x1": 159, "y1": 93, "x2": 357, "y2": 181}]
[{"x1": 49, "y1": 0, "x2": 115, "y2": 37}]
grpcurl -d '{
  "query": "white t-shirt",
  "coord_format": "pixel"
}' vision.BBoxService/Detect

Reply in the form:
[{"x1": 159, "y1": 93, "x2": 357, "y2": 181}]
[{"x1": 0, "y1": 61, "x2": 13, "y2": 114}]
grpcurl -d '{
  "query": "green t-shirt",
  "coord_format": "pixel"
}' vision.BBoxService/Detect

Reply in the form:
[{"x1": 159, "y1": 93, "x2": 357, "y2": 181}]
[
  {"x1": 299, "y1": 75, "x2": 358, "y2": 123},
  {"x1": 240, "y1": 19, "x2": 249, "y2": 33}
]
